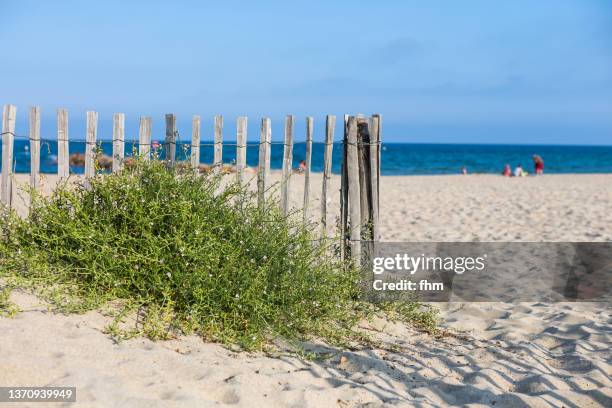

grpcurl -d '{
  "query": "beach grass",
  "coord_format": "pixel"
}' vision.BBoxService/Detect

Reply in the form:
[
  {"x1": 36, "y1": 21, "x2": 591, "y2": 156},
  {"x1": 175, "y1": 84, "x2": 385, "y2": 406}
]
[{"x1": 0, "y1": 159, "x2": 437, "y2": 350}]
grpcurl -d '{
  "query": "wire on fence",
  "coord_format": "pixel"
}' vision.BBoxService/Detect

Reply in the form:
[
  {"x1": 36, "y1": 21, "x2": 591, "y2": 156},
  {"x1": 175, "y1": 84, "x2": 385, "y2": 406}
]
[{"x1": 2, "y1": 136, "x2": 376, "y2": 147}]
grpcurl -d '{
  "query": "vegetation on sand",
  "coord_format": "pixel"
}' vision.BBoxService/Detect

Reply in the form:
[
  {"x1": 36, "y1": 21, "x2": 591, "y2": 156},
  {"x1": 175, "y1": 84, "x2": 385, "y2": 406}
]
[{"x1": 0, "y1": 159, "x2": 437, "y2": 350}]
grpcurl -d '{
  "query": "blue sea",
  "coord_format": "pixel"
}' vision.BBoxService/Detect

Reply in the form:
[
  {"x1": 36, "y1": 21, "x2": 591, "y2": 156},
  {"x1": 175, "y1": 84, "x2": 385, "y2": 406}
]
[{"x1": 6, "y1": 140, "x2": 612, "y2": 175}]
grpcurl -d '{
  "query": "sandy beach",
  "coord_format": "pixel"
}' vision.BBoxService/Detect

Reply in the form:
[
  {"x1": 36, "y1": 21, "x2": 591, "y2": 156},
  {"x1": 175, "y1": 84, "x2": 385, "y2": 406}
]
[{"x1": 1, "y1": 172, "x2": 611, "y2": 407}]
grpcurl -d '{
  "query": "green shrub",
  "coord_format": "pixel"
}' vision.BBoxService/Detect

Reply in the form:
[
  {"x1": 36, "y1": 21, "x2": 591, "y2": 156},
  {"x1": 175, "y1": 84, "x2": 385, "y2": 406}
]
[{"x1": 0, "y1": 159, "x2": 437, "y2": 350}]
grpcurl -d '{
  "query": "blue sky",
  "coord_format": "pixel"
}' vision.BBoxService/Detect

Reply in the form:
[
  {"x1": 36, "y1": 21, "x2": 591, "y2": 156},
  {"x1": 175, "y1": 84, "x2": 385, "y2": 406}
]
[{"x1": 1, "y1": 0, "x2": 611, "y2": 144}]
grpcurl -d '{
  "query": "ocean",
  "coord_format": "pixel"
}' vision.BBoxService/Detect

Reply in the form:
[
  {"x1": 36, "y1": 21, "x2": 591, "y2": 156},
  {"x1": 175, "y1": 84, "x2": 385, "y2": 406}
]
[{"x1": 6, "y1": 140, "x2": 612, "y2": 175}]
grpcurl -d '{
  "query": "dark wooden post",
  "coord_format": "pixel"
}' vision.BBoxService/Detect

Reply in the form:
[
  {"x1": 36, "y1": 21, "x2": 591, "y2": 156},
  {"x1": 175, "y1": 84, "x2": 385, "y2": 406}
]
[
  {"x1": 341, "y1": 114, "x2": 381, "y2": 267},
  {"x1": 340, "y1": 115, "x2": 349, "y2": 261},
  {"x1": 165, "y1": 114, "x2": 177, "y2": 166}
]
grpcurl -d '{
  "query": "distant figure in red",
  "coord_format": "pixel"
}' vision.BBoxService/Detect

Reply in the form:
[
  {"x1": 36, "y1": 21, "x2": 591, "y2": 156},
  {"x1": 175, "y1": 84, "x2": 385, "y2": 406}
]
[
  {"x1": 461, "y1": 166, "x2": 468, "y2": 175},
  {"x1": 295, "y1": 159, "x2": 307, "y2": 174},
  {"x1": 533, "y1": 155, "x2": 544, "y2": 175},
  {"x1": 502, "y1": 164, "x2": 511, "y2": 177}
]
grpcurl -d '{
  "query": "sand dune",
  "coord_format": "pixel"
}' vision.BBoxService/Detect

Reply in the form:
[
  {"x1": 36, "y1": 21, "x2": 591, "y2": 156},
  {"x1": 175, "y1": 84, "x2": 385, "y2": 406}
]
[{"x1": 1, "y1": 172, "x2": 611, "y2": 407}]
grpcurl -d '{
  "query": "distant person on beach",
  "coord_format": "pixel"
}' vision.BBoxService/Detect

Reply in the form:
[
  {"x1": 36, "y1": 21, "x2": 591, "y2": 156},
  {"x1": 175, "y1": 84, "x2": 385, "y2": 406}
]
[
  {"x1": 533, "y1": 155, "x2": 544, "y2": 175},
  {"x1": 502, "y1": 164, "x2": 512, "y2": 177},
  {"x1": 295, "y1": 160, "x2": 307, "y2": 174},
  {"x1": 461, "y1": 166, "x2": 468, "y2": 175},
  {"x1": 514, "y1": 164, "x2": 524, "y2": 177}
]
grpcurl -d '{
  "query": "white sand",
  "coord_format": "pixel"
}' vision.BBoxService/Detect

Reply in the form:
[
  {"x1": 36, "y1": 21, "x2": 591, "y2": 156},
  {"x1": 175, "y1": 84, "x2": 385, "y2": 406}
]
[{"x1": 1, "y1": 172, "x2": 611, "y2": 407}]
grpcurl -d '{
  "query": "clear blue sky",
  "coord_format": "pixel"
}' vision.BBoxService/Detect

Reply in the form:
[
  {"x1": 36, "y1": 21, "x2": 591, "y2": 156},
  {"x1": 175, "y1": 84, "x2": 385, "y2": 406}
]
[{"x1": 1, "y1": 0, "x2": 611, "y2": 144}]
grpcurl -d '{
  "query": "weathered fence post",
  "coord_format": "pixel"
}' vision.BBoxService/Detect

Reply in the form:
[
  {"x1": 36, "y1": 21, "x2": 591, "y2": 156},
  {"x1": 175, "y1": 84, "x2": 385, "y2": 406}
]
[
  {"x1": 112, "y1": 113, "x2": 125, "y2": 173},
  {"x1": 303, "y1": 117, "x2": 313, "y2": 222},
  {"x1": 139, "y1": 116, "x2": 151, "y2": 160},
  {"x1": 236, "y1": 116, "x2": 247, "y2": 182},
  {"x1": 340, "y1": 114, "x2": 349, "y2": 261},
  {"x1": 346, "y1": 116, "x2": 361, "y2": 265},
  {"x1": 57, "y1": 108, "x2": 69, "y2": 181},
  {"x1": 214, "y1": 115, "x2": 223, "y2": 174},
  {"x1": 1, "y1": 105, "x2": 16, "y2": 206},
  {"x1": 191, "y1": 115, "x2": 201, "y2": 173},
  {"x1": 85, "y1": 111, "x2": 98, "y2": 180},
  {"x1": 29, "y1": 106, "x2": 41, "y2": 191},
  {"x1": 257, "y1": 117, "x2": 271, "y2": 208},
  {"x1": 370, "y1": 114, "x2": 381, "y2": 242},
  {"x1": 321, "y1": 115, "x2": 335, "y2": 236},
  {"x1": 281, "y1": 115, "x2": 294, "y2": 216},
  {"x1": 356, "y1": 115, "x2": 372, "y2": 237},
  {"x1": 165, "y1": 114, "x2": 177, "y2": 166}
]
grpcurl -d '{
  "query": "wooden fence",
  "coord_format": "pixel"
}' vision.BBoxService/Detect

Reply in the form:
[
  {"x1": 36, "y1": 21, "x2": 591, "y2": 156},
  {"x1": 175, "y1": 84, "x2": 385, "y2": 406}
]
[{"x1": 1, "y1": 105, "x2": 380, "y2": 266}]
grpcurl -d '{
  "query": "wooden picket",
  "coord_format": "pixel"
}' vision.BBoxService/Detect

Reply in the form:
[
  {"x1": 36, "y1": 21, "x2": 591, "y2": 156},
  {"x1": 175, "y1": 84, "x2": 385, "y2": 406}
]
[
  {"x1": 345, "y1": 116, "x2": 361, "y2": 265},
  {"x1": 29, "y1": 106, "x2": 41, "y2": 191},
  {"x1": 165, "y1": 114, "x2": 177, "y2": 166},
  {"x1": 257, "y1": 117, "x2": 271, "y2": 208},
  {"x1": 139, "y1": 116, "x2": 151, "y2": 160},
  {"x1": 281, "y1": 115, "x2": 294, "y2": 216},
  {"x1": 303, "y1": 117, "x2": 313, "y2": 222},
  {"x1": 191, "y1": 115, "x2": 201, "y2": 173},
  {"x1": 85, "y1": 111, "x2": 98, "y2": 179},
  {"x1": 1, "y1": 105, "x2": 16, "y2": 206},
  {"x1": 321, "y1": 115, "x2": 335, "y2": 235},
  {"x1": 213, "y1": 115, "x2": 223, "y2": 173},
  {"x1": 236, "y1": 116, "x2": 247, "y2": 182},
  {"x1": 112, "y1": 113, "x2": 125, "y2": 173},
  {"x1": 57, "y1": 108, "x2": 69, "y2": 181}
]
